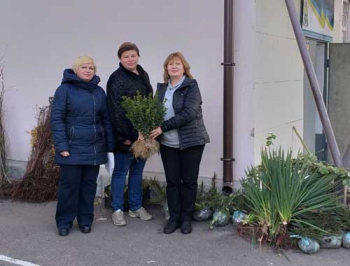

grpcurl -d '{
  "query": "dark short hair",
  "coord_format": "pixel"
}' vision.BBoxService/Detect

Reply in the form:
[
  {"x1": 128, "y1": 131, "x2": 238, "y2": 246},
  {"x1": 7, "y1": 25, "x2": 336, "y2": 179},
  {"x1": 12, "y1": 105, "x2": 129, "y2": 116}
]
[{"x1": 117, "y1": 42, "x2": 140, "y2": 59}]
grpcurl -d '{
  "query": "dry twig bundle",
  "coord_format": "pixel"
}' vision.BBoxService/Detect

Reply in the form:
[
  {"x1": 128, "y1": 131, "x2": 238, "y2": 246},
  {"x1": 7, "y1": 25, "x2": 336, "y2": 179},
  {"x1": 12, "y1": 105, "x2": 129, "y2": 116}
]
[
  {"x1": 11, "y1": 98, "x2": 60, "y2": 202},
  {"x1": 0, "y1": 58, "x2": 11, "y2": 196}
]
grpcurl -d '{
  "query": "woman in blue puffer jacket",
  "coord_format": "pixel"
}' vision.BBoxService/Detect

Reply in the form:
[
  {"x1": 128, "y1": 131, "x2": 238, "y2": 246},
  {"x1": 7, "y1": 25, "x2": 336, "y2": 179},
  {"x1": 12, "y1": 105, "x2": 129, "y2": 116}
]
[{"x1": 51, "y1": 56, "x2": 114, "y2": 236}]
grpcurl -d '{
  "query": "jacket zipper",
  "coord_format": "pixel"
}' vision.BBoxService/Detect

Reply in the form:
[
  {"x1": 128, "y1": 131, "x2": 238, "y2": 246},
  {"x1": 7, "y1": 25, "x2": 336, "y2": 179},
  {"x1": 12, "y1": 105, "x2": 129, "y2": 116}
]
[
  {"x1": 100, "y1": 125, "x2": 105, "y2": 139},
  {"x1": 160, "y1": 83, "x2": 186, "y2": 149},
  {"x1": 69, "y1": 126, "x2": 75, "y2": 144},
  {"x1": 92, "y1": 93, "x2": 97, "y2": 165}
]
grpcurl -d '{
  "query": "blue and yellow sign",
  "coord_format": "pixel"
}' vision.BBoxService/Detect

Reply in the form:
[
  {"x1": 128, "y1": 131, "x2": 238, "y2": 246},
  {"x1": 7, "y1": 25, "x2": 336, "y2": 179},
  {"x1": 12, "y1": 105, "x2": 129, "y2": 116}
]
[{"x1": 302, "y1": 0, "x2": 334, "y2": 42}]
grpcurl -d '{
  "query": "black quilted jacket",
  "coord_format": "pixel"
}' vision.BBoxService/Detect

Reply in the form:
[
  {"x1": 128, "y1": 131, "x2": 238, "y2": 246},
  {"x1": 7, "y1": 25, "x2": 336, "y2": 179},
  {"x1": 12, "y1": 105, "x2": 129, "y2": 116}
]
[
  {"x1": 106, "y1": 63, "x2": 153, "y2": 152},
  {"x1": 156, "y1": 77, "x2": 210, "y2": 150}
]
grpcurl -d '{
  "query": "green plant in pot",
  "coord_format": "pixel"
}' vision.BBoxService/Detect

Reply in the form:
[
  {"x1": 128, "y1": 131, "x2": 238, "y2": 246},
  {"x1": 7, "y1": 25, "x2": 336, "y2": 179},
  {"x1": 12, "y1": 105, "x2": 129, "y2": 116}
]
[{"x1": 193, "y1": 174, "x2": 219, "y2": 222}]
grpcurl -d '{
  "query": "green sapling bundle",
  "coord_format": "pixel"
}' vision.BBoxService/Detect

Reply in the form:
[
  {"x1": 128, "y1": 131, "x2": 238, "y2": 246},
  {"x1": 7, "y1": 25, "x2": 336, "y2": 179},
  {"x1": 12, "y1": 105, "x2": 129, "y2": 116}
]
[{"x1": 121, "y1": 92, "x2": 166, "y2": 159}]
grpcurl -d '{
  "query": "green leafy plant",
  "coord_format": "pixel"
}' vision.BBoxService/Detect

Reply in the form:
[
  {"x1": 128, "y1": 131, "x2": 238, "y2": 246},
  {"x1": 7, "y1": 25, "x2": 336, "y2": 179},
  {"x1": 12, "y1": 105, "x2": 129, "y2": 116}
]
[
  {"x1": 121, "y1": 92, "x2": 166, "y2": 139},
  {"x1": 193, "y1": 173, "x2": 246, "y2": 228},
  {"x1": 265, "y1": 133, "x2": 276, "y2": 147},
  {"x1": 291, "y1": 126, "x2": 350, "y2": 198},
  {"x1": 104, "y1": 177, "x2": 165, "y2": 210},
  {"x1": 195, "y1": 173, "x2": 222, "y2": 211},
  {"x1": 144, "y1": 177, "x2": 167, "y2": 205},
  {"x1": 242, "y1": 147, "x2": 346, "y2": 246},
  {"x1": 121, "y1": 92, "x2": 167, "y2": 159},
  {"x1": 297, "y1": 152, "x2": 350, "y2": 186}
]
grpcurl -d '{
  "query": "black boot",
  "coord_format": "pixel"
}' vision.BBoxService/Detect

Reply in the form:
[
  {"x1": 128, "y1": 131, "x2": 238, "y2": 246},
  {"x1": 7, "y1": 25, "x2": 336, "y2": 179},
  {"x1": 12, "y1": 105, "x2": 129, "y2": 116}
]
[
  {"x1": 58, "y1": 228, "x2": 70, "y2": 236},
  {"x1": 79, "y1": 225, "x2": 91, "y2": 234},
  {"x1": 180, "y1": 221, "x2": 192, "y2": 234},
  {"x1": 163, "y1": 221, "x2": 180, "y2": 234}
]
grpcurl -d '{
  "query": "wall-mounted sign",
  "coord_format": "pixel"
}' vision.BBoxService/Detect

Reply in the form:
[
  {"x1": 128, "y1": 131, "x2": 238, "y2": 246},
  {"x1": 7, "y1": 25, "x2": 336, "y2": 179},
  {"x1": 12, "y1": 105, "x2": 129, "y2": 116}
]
[{"x1": 302, "y1": 0, "x2": 334, "y2": 42}]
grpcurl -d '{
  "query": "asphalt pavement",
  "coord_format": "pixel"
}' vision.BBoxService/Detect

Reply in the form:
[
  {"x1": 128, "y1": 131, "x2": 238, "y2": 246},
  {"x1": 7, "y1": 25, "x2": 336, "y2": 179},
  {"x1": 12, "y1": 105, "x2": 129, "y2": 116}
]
[{"x1": 0, "y1": 199, "x2": 349, "y2": 266}]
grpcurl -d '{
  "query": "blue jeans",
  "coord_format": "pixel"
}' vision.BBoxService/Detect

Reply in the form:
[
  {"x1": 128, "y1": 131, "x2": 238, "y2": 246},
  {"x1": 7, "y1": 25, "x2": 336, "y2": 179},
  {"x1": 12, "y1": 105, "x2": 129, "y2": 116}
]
[{"x1": 111, "y1": 152, "x2": 146, "y2": 212}]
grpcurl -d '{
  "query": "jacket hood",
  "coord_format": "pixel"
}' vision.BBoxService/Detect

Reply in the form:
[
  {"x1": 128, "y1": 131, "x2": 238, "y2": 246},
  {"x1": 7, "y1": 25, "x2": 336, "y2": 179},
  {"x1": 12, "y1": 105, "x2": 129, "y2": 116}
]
[{"x1": 61, "y1": 69, "x2": 101, "y2": 91}]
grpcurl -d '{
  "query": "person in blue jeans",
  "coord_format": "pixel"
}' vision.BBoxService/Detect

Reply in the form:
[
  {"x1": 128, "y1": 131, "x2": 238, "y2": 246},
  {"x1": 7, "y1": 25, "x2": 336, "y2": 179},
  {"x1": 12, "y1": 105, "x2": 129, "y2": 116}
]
[
  {"x1": 107, "y1": 42, "x2": 153, "y2": 226},
  {"x1": 51, "y1": 55, "x2": 114, "y2": 236}
]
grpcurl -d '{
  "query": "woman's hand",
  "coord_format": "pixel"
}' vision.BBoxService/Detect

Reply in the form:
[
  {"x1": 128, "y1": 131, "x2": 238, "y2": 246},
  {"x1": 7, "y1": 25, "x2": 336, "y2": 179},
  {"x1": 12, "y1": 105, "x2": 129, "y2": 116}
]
[
  {"x1": 60, "y1": 151, "x2": 70, "y2": 157},
  {"x1": 150, "y1": 127, "x2": 162, "y2": 139},
  {"x1": 123, "y1": 140, "x2": 132, "y2": 145},
  {"x1": 138, "y1": 132, "x2": 144, "y2": 141}
]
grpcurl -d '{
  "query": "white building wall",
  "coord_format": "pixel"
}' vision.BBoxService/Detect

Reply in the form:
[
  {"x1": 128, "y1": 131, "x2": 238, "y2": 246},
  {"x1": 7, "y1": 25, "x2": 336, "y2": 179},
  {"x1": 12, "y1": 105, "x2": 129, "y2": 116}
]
[
  {"x1": 0, "y1": 0, "x2": 224, "y2": 183},
  {"x1": 1, "y1": 0, "x2": 342, "y2": 187},
  {"x1": 231, "y1": 1, "x2": 255, "y2": 187},
  {"x1": 253, "y1": 0, "x2": 343, "y2": 164},
  {"x1": 334, "y1": 0, "x2": 345, "y2": 42},
  {"x1": 253, "y1": 0, "x2": 304, "y2": 163}
]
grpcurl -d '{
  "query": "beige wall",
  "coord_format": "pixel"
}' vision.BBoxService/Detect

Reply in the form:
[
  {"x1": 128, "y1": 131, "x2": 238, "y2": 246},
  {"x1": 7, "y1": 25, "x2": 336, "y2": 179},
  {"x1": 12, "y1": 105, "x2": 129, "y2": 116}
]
[
  {"x1": 252, "y1": 0, "x2": 343, "y2": 164},
  {"x1": 253, "y1": 0, "x2": 304, "y2": 163},
  {"x1": 334, "y1": 0, "x2": 345, "y2": 42}
]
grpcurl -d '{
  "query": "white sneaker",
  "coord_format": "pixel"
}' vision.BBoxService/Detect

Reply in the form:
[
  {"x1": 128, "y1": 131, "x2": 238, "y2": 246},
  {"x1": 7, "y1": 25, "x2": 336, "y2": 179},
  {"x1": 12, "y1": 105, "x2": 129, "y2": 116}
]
[
  {"x1": 128, "y1": 207, "x2": 153, "y2": 221},
  {"x1": 112, "y1": 210, "x2": 126, "y2": 226}
]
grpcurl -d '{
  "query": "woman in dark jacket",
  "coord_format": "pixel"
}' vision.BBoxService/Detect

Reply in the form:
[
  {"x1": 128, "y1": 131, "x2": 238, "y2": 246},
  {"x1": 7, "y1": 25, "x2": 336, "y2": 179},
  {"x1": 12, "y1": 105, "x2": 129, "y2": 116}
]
[
  {"x1": 51, "y1": 56, "x2": 114, "y2": 236},
  {"x1": 107, "y1": 42, "x2": 153, "y2": 227},
  {"x1": 150, "y1": 52, "x2": 210, "y2": 234}
]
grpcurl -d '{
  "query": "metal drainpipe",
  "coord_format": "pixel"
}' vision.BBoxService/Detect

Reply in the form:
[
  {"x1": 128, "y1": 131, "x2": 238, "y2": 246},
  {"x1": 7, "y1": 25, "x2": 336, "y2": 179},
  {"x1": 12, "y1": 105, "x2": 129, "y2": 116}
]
[{"x1": 221, "y1": 0, "x2": 235, "y2": 194}]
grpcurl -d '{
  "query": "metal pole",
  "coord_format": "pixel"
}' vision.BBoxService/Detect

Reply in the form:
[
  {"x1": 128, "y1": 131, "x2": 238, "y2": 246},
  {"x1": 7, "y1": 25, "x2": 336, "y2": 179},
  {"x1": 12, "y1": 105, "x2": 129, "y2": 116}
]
[
  {"x1": 221, "y1": 0, "x2": 235, "y2": 194},
  {"x1": 342, "y1": 142, "x2": 350, "y2": 168},
  {"x1": 284, "y1": 0, "x2": 343, "y2": 167}
]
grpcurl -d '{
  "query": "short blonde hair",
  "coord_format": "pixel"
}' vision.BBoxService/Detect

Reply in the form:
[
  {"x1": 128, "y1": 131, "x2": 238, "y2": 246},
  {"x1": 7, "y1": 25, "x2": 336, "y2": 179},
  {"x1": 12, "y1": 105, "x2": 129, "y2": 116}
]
[
  {"x1": 163, "y1": 52, "x2": 193, "y2": 83},
  {"x1": 72, "y1": 55, "x2": 97, "y2": 74}
]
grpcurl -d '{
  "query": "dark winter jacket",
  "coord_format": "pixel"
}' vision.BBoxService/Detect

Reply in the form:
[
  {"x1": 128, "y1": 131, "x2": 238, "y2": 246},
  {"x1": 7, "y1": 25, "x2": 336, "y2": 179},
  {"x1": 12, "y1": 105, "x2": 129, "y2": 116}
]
[
  {"x1": 51, "y1": 69, "x2": 114, "y2": 165},
  {"x1": 106, "y1": 63, "x2": 153, "y2": 152},
  {"x1": 156, "y1": 77, "x2": 210, "y2": 150}
]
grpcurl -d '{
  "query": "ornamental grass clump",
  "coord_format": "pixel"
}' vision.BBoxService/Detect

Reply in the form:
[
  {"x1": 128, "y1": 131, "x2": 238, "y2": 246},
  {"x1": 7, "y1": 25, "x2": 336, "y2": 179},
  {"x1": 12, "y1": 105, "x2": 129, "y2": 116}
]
[
  {"x1": 121, "y1": 92, "x2": 166, "y2": 159},
  {"x1": 241, "y1": 147, "x2": 347, "y2": 249}
]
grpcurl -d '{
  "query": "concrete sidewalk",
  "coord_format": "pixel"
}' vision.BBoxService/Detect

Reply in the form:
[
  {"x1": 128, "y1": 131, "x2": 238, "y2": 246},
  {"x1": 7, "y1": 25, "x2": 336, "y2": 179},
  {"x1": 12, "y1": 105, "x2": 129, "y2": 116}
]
[{"x1": 0, "y1": 199, "x2": 349, "y2": 266}]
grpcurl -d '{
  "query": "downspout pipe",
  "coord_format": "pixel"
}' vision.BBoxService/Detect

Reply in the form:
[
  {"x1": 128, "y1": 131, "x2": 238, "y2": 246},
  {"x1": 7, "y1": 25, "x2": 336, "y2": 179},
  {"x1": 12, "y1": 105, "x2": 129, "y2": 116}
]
[
  {"x1": 284, "y1": 0, "x2": 343, "y2": 168},
  {"x1": 221, "y1": 0, "x2": 235, "y2": 194}
]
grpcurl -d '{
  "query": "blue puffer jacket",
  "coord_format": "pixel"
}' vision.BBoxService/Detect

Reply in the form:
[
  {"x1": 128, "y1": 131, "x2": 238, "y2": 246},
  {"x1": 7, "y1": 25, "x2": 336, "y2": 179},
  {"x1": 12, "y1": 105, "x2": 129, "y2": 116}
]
[{"x1": 51, "y1": 69, "x2": 114, "y2": 165}]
